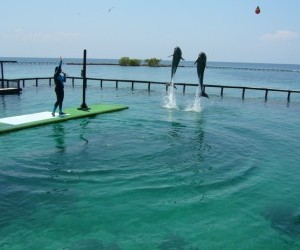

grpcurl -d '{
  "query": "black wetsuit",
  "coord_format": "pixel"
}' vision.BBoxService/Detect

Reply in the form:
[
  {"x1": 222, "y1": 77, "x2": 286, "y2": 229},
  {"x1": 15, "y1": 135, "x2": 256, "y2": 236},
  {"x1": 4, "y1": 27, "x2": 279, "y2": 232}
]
[{"x1": 52, "y1": 60, "x2": 66, "y2": 115}]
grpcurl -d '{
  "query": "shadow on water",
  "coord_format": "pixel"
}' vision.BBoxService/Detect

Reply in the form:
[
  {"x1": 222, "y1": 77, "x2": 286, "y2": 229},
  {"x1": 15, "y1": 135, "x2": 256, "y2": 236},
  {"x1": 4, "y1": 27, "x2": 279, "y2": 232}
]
[
  {"x1": 0, "y1": 179, "x2": 35, "y2": 229},
  {"x1": 158, "y1": 233, "x2": 199, "y2": 250},
  {"x1": 68, "y1": 234, "x2": 199, "y2": 250},
  {"x1": 159, "y1": 233, "x2": 187, "y2": 250},
  {"x1": 68, "y1": 239, "x2": 120, "y2": 250},
  {"x1": 263, "y1": 203, "x2": 300, "y2": 238}
]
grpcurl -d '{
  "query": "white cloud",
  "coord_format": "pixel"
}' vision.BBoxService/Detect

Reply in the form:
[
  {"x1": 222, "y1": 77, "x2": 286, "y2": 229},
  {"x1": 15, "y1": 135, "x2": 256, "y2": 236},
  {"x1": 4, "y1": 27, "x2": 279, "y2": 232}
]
[{"x1": 260, "y1": 30, "x2": 298, "y2": 42}]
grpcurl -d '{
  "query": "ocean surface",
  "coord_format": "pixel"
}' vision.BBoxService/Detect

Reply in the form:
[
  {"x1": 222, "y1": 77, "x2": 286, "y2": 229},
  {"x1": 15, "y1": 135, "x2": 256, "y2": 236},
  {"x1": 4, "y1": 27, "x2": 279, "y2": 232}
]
[{"x1": 1, "y1": 58, "x2": 300, "y2": 249}]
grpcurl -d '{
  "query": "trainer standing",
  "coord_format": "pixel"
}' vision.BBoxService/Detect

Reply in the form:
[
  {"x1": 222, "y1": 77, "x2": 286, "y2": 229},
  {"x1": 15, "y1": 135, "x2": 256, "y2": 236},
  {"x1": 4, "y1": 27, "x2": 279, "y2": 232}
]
[{"x1": 52, "y1": 57, "x2": 67, "y2": 116}]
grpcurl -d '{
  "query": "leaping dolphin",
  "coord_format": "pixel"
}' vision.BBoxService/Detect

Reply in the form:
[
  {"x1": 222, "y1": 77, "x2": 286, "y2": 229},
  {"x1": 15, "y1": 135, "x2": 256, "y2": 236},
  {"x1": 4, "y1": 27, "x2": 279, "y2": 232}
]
[
  {"x1": 170, "y1": 47, "x2": 184, "y2": 79},
  {"x1": 195, "y1": 52, "x2": 209, "y2": 98}
]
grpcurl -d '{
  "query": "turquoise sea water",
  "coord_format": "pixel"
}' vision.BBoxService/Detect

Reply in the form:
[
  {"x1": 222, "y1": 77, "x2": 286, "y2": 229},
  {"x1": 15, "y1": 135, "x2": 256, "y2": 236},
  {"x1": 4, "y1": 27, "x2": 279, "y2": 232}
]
[{"x1": 1, "y1": 58, "x2": 300, "y2": 249}]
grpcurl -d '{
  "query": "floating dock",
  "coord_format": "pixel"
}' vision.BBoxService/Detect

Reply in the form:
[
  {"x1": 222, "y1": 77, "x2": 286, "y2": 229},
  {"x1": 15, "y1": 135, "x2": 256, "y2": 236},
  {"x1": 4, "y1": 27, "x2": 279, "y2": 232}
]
[
  {"x1": 0, "y1": 87, "x2": 22, "y2": 95},
  {"x1": 0, "y1": 103, "x2": 128, "y2": 134}
]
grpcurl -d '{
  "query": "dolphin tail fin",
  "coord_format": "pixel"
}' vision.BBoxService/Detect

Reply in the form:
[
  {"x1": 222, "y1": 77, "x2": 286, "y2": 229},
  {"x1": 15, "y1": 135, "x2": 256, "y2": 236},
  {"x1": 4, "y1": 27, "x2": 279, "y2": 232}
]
[
  {"x1": 199, "y1": 92, "x2": 209, "y2": 99},
  {"x1": 166, "y1": 82, "x2": 177, "y2": 89}
]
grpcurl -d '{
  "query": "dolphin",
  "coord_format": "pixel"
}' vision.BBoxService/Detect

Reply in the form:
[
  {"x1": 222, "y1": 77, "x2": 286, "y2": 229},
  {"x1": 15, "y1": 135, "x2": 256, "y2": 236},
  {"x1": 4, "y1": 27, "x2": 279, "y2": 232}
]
[
  {"x1": 170, "y1": 47, "x2": 184, "y2": 79},
  {"x1": 167, "y1": 47, "x2": 184, "y2": 89},
  {"x1": 195, "y1": 52, "x2": 209, "y2": 98}
]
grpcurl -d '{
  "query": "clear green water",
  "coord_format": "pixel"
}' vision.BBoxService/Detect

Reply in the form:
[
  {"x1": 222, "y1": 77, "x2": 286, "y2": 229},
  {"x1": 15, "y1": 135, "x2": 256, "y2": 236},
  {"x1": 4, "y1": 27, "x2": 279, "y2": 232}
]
[{"x1": 1, "y1": 60, "x2": 300, "y2": 249}]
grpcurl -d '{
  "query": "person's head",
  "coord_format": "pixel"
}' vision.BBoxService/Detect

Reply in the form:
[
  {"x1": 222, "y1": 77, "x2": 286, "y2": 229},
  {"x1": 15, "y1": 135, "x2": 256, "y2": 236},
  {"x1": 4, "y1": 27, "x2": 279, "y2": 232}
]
[{"x1": 54, "y1": 66, "x2": 62, "y2": 74}]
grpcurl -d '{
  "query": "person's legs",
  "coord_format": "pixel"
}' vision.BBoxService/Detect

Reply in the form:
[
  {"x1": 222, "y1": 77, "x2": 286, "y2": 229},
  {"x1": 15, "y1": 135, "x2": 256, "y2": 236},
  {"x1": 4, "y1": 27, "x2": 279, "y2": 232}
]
[
  {"x1": 52, "y1": 89, "x2": 59, "y2": 116},
  {"x1": 52, "y1": 89, "x2": 64, "y2": 116},
  {"x1": 58, "y1": 91, "x2": 65, "y2": 115}
]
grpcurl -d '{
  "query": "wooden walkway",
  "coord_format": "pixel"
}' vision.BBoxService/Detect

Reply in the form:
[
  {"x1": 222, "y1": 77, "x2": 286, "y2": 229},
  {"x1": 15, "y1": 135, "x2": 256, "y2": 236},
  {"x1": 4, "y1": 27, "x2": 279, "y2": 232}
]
[
  {"x1": 0, "y1": 79, "x2": 22, "y2": 95},
  {"x1": 0, "y1": 88, "x2": 22, "y2": 95},
  {"x1": 4, "y1": 76, "x2": 300, "y2": 102}
]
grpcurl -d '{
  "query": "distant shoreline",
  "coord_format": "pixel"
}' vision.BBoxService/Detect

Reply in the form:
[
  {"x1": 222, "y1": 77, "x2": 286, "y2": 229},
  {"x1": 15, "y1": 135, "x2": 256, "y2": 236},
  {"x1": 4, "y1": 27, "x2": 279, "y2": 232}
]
[{"x1": 65, "y1": 63, "x2": 300, "y2": 72}]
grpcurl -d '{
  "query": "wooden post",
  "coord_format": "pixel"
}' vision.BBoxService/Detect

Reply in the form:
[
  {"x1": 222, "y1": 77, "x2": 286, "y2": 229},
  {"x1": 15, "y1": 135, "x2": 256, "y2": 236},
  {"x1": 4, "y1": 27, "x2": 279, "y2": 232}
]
[
  {"x1": 1, "y1": 62, "x2": 4, "y2": 88},
  {"x1": 183, "y1": 84, "x2": 186, "y2": 94},
  {"x1": 36, "y1": 78, "x2": 38, "y2": 87},
  {"x1": 221, "y1": 87, "x2": 224, "y2": 97},
  {"x1": 131, "y1": 81, "x2": 134, "y2": 90},
  {"x1": 0, "y1": 60, "x2": 17, "y2": 88},
  {"x1": 100, "y1": 79, "x2": 103, "y2": 89},
  {"x1": 287, "y1": 91, "x2": 291, "y2": 102},
  {"x1": 265, "y1": 89, "x2": 268, "y2": 101},
  {"x1": 116, "y1": 80, "x2": 119, "y2": 89},
  {"x1": 148, "y1": 82, "x2": 151, "y2": 91},
  {"x1": 242, "y1": 88, "x2": 245, "y2": 99}
]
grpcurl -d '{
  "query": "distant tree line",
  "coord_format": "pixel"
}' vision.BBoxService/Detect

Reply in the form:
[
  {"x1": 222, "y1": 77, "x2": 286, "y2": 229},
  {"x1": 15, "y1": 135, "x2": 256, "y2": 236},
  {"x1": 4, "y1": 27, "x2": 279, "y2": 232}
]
[
  {"x1": 119, "y1": 57, "x2": 161, "y2": 67},
  {"x1": 144, "y1": 58, "x2": 161, "y2": 67}
]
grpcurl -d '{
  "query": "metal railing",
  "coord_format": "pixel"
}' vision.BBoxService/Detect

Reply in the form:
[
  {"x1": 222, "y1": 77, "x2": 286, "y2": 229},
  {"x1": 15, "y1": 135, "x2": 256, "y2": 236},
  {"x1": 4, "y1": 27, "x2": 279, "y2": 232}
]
[{"x1": 6, "y1": 76, "x2": 300, "y2": 102}]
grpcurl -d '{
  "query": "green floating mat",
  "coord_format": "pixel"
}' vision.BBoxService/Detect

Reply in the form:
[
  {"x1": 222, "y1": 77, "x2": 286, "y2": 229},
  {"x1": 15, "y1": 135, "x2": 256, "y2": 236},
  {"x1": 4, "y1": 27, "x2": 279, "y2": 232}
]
[{"x1": 0, "y1": 103, "x2": 128, "y2": 134}]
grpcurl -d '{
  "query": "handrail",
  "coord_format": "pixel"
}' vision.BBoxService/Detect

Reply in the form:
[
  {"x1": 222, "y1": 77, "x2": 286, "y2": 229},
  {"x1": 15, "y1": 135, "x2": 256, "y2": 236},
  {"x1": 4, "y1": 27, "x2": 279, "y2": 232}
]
[{"x1": 6, "y1": 76, "x2": 300, "y2": 102}]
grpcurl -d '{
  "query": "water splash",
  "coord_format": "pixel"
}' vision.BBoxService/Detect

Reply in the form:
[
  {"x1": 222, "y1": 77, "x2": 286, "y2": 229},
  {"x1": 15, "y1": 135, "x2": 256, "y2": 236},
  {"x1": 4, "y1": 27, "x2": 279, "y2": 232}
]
[
  {"x1": 186, "y1": 88, "x2": 203, "y2": 112},
  {"x1": 164, "y1": 78, "x2": 177, "y2": 109}
]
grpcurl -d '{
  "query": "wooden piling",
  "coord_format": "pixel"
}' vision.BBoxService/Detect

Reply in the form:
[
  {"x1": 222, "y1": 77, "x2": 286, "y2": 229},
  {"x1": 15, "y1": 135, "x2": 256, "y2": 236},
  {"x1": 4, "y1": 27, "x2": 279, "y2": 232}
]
[
  {"x1": 242, "y1": 88, "x2": 245, "y2": 99},
  {"x1": 265, "y1": 89, "x2": 268, "y2": 101}
]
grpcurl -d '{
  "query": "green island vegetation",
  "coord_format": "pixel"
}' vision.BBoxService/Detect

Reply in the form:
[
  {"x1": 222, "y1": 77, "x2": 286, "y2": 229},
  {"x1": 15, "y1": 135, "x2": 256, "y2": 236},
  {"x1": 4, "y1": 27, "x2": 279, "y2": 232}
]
[
  {"x1": 145, "y1": 58, "x2": 161, "y2": 67},
  {"x1": 119, "y1": 57, "x2": 161, "y2": 67},
  {"x1": 119, "y1": 57, "x2": 141, "y2": 66}
]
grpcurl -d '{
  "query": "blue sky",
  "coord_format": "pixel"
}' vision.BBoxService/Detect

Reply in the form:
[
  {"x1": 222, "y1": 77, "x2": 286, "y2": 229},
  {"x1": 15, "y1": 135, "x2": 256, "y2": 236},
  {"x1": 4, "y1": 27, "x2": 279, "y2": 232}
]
[{"x1": 1, "y1": 0, "x2": 300, "y2": 64}]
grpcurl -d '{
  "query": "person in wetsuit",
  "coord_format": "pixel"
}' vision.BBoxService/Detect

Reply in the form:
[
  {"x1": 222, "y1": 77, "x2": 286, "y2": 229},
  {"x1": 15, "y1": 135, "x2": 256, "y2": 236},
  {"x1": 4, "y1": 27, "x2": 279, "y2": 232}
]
[{"x1": 52, "y1": 58, "x2": 67, "y2": 116}]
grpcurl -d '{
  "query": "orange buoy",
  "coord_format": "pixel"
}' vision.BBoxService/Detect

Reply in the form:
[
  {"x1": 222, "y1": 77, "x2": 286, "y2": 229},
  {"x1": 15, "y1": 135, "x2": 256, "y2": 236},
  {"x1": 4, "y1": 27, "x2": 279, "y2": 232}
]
[{"x1": 255, "y1": 6, "x2": 261, "y2": 14}]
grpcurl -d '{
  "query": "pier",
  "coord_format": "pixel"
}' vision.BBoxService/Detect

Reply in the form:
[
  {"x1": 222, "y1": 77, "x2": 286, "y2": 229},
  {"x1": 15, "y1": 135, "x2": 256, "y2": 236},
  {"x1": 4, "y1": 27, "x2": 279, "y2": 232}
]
[
  {"x1": 5, "y1": 76, "x2": 299, "y2": 103},
  {"x1": 0, "y1": 79, "x2": 22, "y2": 95},
  {"x1": 0, "y1": 60, "x2": 22, "y2": 95}
]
